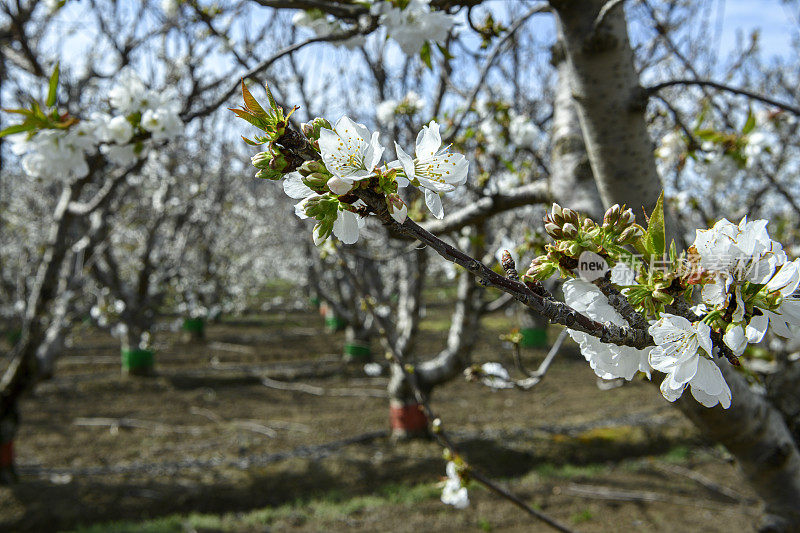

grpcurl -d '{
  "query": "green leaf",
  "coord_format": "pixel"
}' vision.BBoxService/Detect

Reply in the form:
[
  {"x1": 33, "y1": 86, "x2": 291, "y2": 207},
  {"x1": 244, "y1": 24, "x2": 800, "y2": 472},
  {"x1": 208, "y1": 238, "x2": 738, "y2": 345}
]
[
  {"x1": 264, "y1": 84, "x2": 280, "y2": 116},
  {"x1": 435, "y1": 42, "x2": 454, "y2": 61},
  {"x1": 241, "y1": 135, "x2": 264, "y2": 146},
  {"x1": 0, "y1": 123, "x2": 36, "y2": 138},
  {"x1": 420, "y1": 41, "x2": 432, "y2": 70},
  {"x1": 229, "y1": 107, "x2": 265, "y2": 130},
  {"x1": 46, "y1": 63, "x2": 60, "y2": 108},
  {"x1": 742, "y1": 108, "x2": 756, "y2": 135},
  {"x1": 645, "y1": 191, "x2": 666, "y2": 258},
  {"x1": 241, "y1": 79, "x2": 267, "y2": 117},
  {"x1": 633, "y1": 235, "x2": 654, "y2": 259}
]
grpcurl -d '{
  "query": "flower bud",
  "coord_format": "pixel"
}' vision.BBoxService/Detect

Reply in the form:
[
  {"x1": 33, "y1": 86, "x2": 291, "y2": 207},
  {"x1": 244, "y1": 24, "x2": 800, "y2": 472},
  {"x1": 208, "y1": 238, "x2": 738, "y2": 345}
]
[
  {"x1": 567, "y1": 242, "x2": 583, "y2": 256},
  {"x1": 603, "y1": 204, "x2": 621, "y2": 228},
  {"x1": 255, "y1": 167, "x2": 282, "y2": 180},
  {"x1": 620, "y1": 208, "x2": 636, "y2": 226},
  {"x1": 616, "y1": 225, "x2": 642, "y2": 245},
  {"x1": 551, "y1": 203, "x2": 563, "y2": 219},
  {"x1": 251, "y1": 151, "x2": 271, "y2": 169},
  {"x1": 525, "y1": 260, "x2": 556, "y2": 281},
  {"x1": 562, "y1": 222, "x2": 579, "y2": 238},
  {"x1": 298, "y1": 160, "x2": 328, "y2": 177},
  {"x1": 302, "y1": 172, "x2": 328, "y2": 189},
  {"x1": 582, "y1": 218, "x2": 596, "y2": 232},
  {"x1": 386, "y1": 194, "x2": 408, "y2": 223},
  {"x1": 301, "y1": 117, "x2": 332, "y2": 142},
  {"x1": 562, "y1": 208, "x2": 579, "y2": 226},
  {"x1": 544, "y1": 222, "x2": 563, "y2": 238},
  {"x1": 585, "y1": 227, "x2": 602, "y2": 240},
  {"x1": 327, "y1": 176, "x2": 353, "y2": 196}
]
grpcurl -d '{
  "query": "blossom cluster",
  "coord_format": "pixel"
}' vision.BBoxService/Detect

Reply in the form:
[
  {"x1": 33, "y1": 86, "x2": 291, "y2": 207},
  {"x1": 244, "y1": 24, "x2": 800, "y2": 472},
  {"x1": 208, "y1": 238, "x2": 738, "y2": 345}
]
[
  {"x1": 376, "y1": 91, "x2": 424, "y2": 126},
  {"x1": 370, "y1": 0, "x2": 456, "y2": 55},
  {"x1": 291, "y1": 0, "x2": 457, "y2": 55},
  {"x1": 530, "y1": 203, "x2": 799, "y2": 409},
  {"x1": 10, "y1": 70, "x2": 182, "y2": 182},
  {"x1": 275, "y1": 115, "x2": 468, "y2": 244}
]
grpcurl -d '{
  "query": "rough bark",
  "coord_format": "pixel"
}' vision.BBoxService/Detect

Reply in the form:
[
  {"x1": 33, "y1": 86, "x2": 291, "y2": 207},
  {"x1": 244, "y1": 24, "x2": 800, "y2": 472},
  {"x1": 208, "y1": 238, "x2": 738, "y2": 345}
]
[
  {"x1": 676, "y1": 363, "x2": 800, "y2": 531},
  {"x1": 551, "y1": 0, "x2": 661, "y2": 223},
  {"x1": 549, "y1": 41, "x2": 604, "y2": 220}
]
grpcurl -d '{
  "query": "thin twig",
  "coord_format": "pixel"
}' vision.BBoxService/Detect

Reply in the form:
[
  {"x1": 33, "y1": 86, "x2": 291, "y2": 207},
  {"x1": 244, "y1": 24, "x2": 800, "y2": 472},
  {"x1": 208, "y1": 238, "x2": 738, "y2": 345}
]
[{"x1": 646, "y1": 79, "x2": 800, "y2": 117}]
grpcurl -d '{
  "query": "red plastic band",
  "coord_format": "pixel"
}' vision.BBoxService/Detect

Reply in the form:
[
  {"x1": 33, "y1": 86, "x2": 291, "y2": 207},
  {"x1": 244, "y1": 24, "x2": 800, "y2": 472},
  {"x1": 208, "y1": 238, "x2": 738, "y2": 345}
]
[
  {"x1": 0, "y1": 441, "x2": 13, "y2": 468},
  {"x1": 389, "y1": 403, "x2": 428, "y2": 432}
]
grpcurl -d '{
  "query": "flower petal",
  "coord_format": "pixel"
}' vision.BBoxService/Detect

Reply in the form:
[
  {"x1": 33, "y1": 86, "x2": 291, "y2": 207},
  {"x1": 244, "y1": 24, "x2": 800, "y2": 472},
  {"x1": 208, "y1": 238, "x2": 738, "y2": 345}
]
[
  {"x1": 424, "y1": 188, "x2": 444, "y2": 219},
  {"x1": 394, "y1": 142, "x2": 416, "y2": 181},
  {"x1": 746, "y1": 314, "x2": 768, "y2": 344},
  {"x1": 283, "y1": 172, "x2": 314, "y2": 199},
  {"x1": 333, "y1": 210, "x2": 360, "y2": 244},
  {"x1": 415, "y1": 120, "x2": 441, "y2": 159}
]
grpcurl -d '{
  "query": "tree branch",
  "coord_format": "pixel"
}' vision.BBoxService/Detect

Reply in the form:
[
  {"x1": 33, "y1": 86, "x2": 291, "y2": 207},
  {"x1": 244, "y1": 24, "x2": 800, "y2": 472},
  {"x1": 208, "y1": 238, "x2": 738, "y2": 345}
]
[{"x1": 646, "y1": 79, "x2": 800, "y2": 117}]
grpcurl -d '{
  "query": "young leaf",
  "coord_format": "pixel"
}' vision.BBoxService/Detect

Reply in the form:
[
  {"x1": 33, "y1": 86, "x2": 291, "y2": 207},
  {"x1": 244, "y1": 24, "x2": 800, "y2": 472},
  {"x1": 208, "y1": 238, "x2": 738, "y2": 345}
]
[
  {"x1": 435, "y1": 42, "x2": 454, "y2": 61},
  {"x1": 241, "y1": 79, "x2": 266, "y2": 117},
  {"x1": 0, "y1": 123, "x2": 36, "y2": 138},
  {"x1": 645, "y1": 191, "x2": 666, "y2": 257},
  {"x1": 420, "y1": 41, "x2": 433, "y2": 70},
  {"x1": 742, "y1": 108, "x2": 756, "y2": 135},
  {"x1": 229, "y1": 107, "x2": 264, "y2": 129},
  {"x1": 241, "y1": 135, "x2": 264, "y2": 146},
  {"x1": 46, "y1": 63, "x2": 60, "y2": 108}
]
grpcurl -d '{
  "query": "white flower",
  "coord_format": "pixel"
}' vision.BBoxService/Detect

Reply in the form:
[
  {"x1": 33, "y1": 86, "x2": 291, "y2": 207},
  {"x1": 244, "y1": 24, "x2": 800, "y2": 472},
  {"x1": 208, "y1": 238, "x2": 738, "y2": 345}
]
[
  {"x1": 109, "y1": 70, "x2": 148, "y2": 114},
  {"x1": 364, "y1": 363, "x2": 382, "y2": 376},
  {"x1": 563, "y1": 279, "x2": 652, "y2": 381},
  {"x1": 393, "y1": 121, "x2": 469, "y2": 220},
  {"x1": 480, "y1": 362, "x2": 513, "y2": 390},
  {"x1": 376, "y1": 99, "x2": 398, "y2": 125},
  {"x1": 723, "y1": 324, "x2": 747, "y2": 356},
  {"x1": 655, "y1": 131, "x2": 684, "y2": 160},
  {"x1": 318, "y1": 116, "x2": 384, "y2": 183},
  {"x1": 284, "y1": 172, "x2": 365, "y2": 245},
  {"x1": 15, "y1": 128, "x2": 95, "y2": 181},
  {"x1": 141, "y1": 108, "x2": 183, "y2": 141},
  {"x1": 161, "y1": 0, "x2": 179, "y2": 17},
  {"x1": 755, "y1": 259, "x2": 800, "y2": 338},
  {"x1": 743, "y1": 129, "x2": 776, "y2": 166},
  {"x1": 326, "y1": 176, "x2": 353, "y2": 196},
  {"x1": 106, "y1": 116, "x2": 134, "y2": 144},
  {"x1": 100, "y1": 144, "x2": 137, "y2": 166},
  {"x1": 509, "y1": 113, "x2": 537, "y2": 148},
  {"x1": 374, "y1": 0, "x2": 456, "y2": 55},
  {"x1": 694, "y1": 217, "x2": 786, "y2": 309},
  {"x1": 441, "y1": 461, "x2": 469, "y2": 509},
  {"x1": 648, "y1": 314, "x2": 731, "y2": 409}
]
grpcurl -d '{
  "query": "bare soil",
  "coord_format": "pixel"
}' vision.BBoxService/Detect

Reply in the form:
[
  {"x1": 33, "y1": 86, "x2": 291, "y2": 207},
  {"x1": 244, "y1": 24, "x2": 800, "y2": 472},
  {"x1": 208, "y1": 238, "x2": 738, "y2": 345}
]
[{"x1": 0, "y1": 305, "x2": 760, "y2": 532}]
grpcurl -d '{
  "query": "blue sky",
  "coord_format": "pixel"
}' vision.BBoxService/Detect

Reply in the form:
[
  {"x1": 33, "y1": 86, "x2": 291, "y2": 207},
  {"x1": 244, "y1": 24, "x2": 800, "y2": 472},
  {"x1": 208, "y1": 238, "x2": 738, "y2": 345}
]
[{"x1": 720, "y1": 0, "x2": 798, "y2": 55}]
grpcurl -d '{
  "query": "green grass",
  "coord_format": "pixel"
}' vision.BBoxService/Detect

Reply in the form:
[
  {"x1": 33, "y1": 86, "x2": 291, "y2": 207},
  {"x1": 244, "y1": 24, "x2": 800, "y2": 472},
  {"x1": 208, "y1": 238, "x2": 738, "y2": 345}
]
[
  {"x1": 660, "y1": 445, "x2": 691, "y2": 463},
  {"x1": 67, "y1": 482, "x2": 443, "y2": 533},
  {"x1": 570, "y1": 509, "x2": 594, "y2": 524}
]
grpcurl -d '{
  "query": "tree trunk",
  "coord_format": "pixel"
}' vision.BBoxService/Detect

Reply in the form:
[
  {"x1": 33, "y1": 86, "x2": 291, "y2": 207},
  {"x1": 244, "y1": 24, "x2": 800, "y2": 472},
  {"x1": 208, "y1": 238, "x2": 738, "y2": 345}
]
[
  {"x1": 551, "y1": 0, "x2": 661, "y2": 223},
  {"x1": 549, "y1": 40, "x2": 604, "y2": 220}
]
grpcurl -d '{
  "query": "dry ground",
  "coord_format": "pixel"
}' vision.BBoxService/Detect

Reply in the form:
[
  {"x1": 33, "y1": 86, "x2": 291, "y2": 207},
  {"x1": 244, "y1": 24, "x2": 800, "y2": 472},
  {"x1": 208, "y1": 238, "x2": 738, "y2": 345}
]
[{"x1": 0, "y1": 302, "x2": 760, "y2": 532}]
